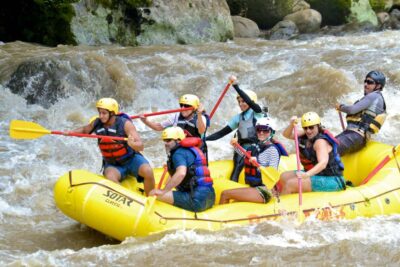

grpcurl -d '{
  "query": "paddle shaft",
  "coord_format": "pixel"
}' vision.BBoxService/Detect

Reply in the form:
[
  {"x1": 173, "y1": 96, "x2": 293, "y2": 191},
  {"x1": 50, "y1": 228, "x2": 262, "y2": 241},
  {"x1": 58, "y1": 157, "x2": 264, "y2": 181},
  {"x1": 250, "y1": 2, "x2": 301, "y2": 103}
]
[
  {"x1": 234, "y1": 143, "x2": 260, "y2": 167},
  {"x1": 293, "y1": 126, "x2": 303, "y2": 206},
  {"x1": 209, "y1": 80, "x2": 234, "y2": 119},
  {"x1": 361, "y1": 145, "x2": 400, "y2": 185},
  {"x1": 52, "y1": 131, "x2": 127, "y2": 141},
  {"x1": 157, "y1": 165, "x2": 168, "y2": 189},
  {"x1": 130, "y1": 107, "x2": 193, "y2": 119},
  {"x1": 338, "y1": 110, "x2": 345, "y2": 131}
]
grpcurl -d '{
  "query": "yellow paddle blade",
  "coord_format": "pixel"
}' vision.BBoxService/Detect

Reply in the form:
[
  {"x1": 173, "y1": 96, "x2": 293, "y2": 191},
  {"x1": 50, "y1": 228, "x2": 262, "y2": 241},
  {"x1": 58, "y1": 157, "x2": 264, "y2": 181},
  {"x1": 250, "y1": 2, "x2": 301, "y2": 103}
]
[
  {"x1": 297, "y1": 205, "x2": 306, "y2": 223},
  {"x1": 260, "y1": 166, "x2": 280, "y2": 190},
  {"x1": 9, "y1": 120, "x2": 51, "y2": 139}
]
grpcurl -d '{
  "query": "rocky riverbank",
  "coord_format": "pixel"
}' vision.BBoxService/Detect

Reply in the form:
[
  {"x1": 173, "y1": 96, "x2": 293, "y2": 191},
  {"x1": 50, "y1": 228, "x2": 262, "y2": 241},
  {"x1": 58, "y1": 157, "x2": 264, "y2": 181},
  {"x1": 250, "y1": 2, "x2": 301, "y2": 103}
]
[{"x1": 0, "y1": 0, "x2": 399, "y2": 46}]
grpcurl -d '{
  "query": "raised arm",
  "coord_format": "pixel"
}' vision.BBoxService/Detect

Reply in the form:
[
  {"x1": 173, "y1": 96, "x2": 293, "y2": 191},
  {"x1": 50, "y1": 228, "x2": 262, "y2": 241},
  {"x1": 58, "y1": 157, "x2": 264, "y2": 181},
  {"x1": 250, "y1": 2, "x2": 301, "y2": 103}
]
[{"x1": 232, "y1": 84, "x2": 262, "y2": 113}]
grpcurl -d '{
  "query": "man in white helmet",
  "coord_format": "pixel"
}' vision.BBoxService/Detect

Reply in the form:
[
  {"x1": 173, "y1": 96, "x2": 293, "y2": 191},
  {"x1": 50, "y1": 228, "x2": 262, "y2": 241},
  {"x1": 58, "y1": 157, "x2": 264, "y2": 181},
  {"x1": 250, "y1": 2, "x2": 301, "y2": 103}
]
[{"x1": 219, "y1": 117, "x2": 286, "y2": 204}]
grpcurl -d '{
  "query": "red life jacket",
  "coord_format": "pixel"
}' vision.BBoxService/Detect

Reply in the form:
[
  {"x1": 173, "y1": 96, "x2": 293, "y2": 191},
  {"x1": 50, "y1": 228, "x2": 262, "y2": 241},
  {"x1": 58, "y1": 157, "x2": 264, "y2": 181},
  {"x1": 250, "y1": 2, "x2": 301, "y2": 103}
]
[{"x1": 93, "y1": 115, "x2": 135, "y2": 165}]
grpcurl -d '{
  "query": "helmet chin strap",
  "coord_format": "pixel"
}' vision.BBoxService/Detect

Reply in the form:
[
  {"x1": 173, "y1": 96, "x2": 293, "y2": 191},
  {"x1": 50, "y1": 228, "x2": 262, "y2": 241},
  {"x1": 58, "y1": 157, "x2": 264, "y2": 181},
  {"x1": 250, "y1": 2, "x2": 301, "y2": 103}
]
[{"x1": 260, "y1": 132, "x2": 274, "y2": 144}]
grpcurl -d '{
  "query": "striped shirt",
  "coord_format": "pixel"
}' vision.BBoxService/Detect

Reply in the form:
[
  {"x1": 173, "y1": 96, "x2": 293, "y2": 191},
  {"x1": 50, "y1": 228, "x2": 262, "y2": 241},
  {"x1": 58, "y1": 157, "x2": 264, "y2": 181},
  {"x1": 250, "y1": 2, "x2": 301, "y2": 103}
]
[{"x1": 258, "y1": 145, "x2": 280, "y2": 169}]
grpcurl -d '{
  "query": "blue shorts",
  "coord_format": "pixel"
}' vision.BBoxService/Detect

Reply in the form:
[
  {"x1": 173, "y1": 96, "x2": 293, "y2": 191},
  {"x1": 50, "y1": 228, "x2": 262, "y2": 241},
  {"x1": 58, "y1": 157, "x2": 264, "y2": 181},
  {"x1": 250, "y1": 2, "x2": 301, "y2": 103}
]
[
  {"x1": 173, "y1": 186, "x2": 215, "y2": 212},
  {"x1": 311, "y1": 175, "x2": 345, "y2": 192},
  {"x1": 103, "y1": 153, "x2": 149, "y2": 182}
]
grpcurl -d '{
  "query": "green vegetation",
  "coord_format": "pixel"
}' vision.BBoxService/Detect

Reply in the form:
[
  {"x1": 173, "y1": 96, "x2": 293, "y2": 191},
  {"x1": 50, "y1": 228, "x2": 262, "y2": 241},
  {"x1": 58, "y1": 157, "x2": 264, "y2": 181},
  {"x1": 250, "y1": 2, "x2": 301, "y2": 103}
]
[
  {"x1": 368, "y1": 0, "x2": 386, "y2": 12},
  {"x1": 307, "y1": 0, "x2": 351, "y2": 26},
  {"x1": 0, "y1": 0, "x2": 78, "y2": 46}
]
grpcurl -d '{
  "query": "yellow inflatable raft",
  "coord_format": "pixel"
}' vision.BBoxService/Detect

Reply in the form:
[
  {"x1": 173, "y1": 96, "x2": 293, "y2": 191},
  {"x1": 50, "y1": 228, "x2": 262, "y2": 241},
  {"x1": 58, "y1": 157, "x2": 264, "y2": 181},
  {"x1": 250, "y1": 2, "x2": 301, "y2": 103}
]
[{"x1": 54, "y1": 141, "x2": 400, "y2": 241}]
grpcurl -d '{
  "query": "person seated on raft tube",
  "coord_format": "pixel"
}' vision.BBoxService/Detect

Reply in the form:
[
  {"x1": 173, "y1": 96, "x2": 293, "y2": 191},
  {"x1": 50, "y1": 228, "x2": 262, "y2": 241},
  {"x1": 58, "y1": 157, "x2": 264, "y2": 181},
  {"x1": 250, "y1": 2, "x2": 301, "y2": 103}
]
[
  {"x1": 149, "y1": 127, "x2": 215, "y2": 212},
  {"x1": 219, "y1": 117, "x2": 288, "y2": 204},
  {"x1": 206, "y1": 75, "x2": 266, "y2": 182},
  {"x1": 71, "y1": 98, "x2": 155, "y2": 195},
  {"x1": 280, "y1": 112, "x2": 346, "y2": 194},
  {"x1": 335, "y1": 70, "x2": 387, "y2": 156},
  {"x1": 140, "y1": 94, "x2": 210, "y2": 154}
]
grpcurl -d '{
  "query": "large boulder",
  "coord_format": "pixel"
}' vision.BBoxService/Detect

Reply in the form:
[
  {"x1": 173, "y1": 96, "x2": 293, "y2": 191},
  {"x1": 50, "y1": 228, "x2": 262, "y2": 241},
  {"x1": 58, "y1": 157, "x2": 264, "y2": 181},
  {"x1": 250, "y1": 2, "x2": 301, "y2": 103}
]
[
  {"x1": 349, "y1": 0, "x2": 379, "y2": 26},
  {"x1": 231, "y1": 16, "x2": 260, "y2": 38},
  {"x1": 268, "y1": 20, "x2": 299, "y2": 40},
  {"x1": 227, "y1": 0, "x2": 296, "y2": 29},
  {"x1": 136, "y1": 0, "x2": 233, "y2": 45},
  {"x1": 283, "y1": 9, "x2": 322, "y2": 33},
  {"x1": 0, "y1": 0, "x2": 233, "y2": 46}
]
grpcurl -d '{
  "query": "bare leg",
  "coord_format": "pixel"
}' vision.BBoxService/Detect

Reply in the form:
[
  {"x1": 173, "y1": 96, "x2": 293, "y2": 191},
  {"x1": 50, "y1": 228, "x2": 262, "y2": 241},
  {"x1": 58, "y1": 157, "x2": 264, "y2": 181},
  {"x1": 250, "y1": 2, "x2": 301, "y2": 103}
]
[
  {"x1": 138, "y1": 163, "x2": 155, "y2": 196},
  {"x1": 155, "y1": 190, "x2": 174, "y2": 205},
  {"x1": 219, "y1": 187, "x2": 264, "y2": 204},
  {"x1": 104, "y1": 167, "x2": 122, "y2": 183},
  {"x1": 281, "y1": 176, "x2": 312, "y2": 195}
]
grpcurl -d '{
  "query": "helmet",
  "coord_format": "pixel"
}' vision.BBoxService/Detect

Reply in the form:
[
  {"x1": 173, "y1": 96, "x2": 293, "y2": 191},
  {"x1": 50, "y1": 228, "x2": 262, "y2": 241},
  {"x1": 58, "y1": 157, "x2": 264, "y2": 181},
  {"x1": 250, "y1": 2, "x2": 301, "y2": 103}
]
[
  {"x1": 301, "y1": 112, "x2": 321, "y2": 127},
  {"x1": 179, "y1": 94, "x2": 199, "y2": 109},
  {"x1": 96, "y1": 98, "x2": 119, "y2": 114},
  {"x1": 161, "y1": 127, "x2": 186, "y2": 141},
  {"x1": 255, "y1": 117, "x2": 274, "y2": 132},
  {"x1": 366, "y1": 70, "x2": 386, "y2": 88},
  {"x1": 237, "y1": 89, "x2": 257, "y2": 103}
]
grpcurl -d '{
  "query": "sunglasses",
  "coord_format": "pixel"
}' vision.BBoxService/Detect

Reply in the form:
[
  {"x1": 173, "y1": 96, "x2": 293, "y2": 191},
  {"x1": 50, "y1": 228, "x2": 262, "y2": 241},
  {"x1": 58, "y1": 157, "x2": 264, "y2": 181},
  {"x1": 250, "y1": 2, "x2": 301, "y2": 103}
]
[
  {"x1": 163, "y1": 139, "x2": 173, "y2": 143},
  {"x1": 303, "y1": 125, "x2": 316, "y2": 131},
  {"x1": 256, "y1": 126, "x2": 271, "y2": 133},
  {"x1": 364, "y1": 79, "x2": 376, "y2": 85},
  {"x1": 180, "y1": 104, "x2": 192, "y2": 108}
]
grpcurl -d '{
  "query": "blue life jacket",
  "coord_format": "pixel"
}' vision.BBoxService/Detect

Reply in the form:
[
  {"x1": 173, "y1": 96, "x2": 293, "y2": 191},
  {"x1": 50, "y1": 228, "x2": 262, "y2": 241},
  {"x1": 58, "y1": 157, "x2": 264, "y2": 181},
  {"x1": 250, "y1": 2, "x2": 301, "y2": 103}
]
[{"x1": 167, "y1": 137, "x2": 213, "y2": 192}]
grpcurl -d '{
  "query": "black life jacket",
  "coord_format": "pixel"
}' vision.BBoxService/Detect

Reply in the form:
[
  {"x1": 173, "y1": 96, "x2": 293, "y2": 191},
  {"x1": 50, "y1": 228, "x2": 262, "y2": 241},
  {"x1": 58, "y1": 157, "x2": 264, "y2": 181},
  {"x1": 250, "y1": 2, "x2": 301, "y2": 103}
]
[
  {"x1": 244, "y1": 139, "x2": 288, "y2": 187},
  {"x1": 346, "y1": 91, "x2": 387, "y2": 134},
  {"x1": 167, "y1": 137, "x2": 213, "y2": 192},
  {"x1": 176, "y1": 112, "x2": 210, "y2": 138},
  {"x1": 92, "y1": 114, "x2": 135, "y2": 165},
  {"x1": 299, "y1": 130, "x2": 344, "y2": 176}
]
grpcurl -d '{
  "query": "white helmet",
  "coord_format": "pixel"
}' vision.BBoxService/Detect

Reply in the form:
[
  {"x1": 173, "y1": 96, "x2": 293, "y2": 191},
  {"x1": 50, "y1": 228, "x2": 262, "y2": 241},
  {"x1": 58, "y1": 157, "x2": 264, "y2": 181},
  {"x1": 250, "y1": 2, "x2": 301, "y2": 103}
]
[{"x1": 255, "y1": 117, "x2": 274, "y2": 132}]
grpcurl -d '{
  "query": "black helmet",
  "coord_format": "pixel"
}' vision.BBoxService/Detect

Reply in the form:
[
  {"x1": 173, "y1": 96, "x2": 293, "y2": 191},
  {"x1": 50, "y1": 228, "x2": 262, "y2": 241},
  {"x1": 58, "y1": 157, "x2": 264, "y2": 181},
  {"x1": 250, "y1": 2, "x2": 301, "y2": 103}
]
[{"x1": 366, "y1": 70, "x2": 386, "y2": 88}]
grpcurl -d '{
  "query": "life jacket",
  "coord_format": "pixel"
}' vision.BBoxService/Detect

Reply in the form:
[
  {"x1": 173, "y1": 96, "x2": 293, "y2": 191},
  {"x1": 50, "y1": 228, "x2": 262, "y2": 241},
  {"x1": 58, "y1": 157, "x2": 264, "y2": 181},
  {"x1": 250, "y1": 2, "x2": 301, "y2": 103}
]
[
  {"x1": 244, "y1": 139, "x2": 288, "y2": 187},
  {"x1": 167, "y1": 137, "x2": 213, "y2": 192},
  {"x1": 299, "y1": 130, "x2": 344, "y2": 176},
  {"x1": 92, "y1": 114, "x2": 135, "y2": 165},
  {"x1": 346, "y1": 91, "x2": 387, "y2": 135},
  {"x1": 237, "y1": 110, "x2": 257, "y2": 145},
  {"x1": 176, "y1": 112, "x2": 210, "y2": 138}
]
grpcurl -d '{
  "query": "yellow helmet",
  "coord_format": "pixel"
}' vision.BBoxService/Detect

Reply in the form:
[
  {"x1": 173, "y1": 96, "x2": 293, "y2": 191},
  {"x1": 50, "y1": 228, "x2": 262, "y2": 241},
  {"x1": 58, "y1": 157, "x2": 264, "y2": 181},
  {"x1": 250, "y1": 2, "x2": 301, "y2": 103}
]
[
  {"x1": 96, "y1": 98, "x2": 119, "y2": 114},
  {"x1": 301, "y1": 112, "x2": 321, "y2": 127},
  {"x1": 179, "y1": 94, "x2": 199, "y2": 109},
  {"x1": 237, "y1": 89, "x2": 257, "y2": 103},
  {"x1": 161, "y1": 127, "x2": 186, "y2": 141}
]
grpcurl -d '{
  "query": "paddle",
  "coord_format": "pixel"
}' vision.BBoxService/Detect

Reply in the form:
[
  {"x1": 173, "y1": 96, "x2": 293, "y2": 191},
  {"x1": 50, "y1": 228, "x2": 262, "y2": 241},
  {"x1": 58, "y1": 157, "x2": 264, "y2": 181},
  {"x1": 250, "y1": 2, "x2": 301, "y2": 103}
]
[
  {"x1": 233, "y1": 143, "x2": 280, "y2": 189},
  {"x1": 9, "y1": 120, "x2": 127, "y2": 141},
  {"x1": 209, "y1": 77, "x2": 235, "y2": 119},
  {"x1": 338, "y1": 110, "x2": 345, "y2": 131},
  {"x1": 130, "y1": 107, "x2": 193, "y2": 119},
  {"x1": 293, "y1": 123, "x2": 305, "y2": 221},
  {"x1": 361, "y1": 144, "x2": 400, "y2": 185},
  {"x1": 144, "y1": 165, "x2": 169, "y2": 214}
]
